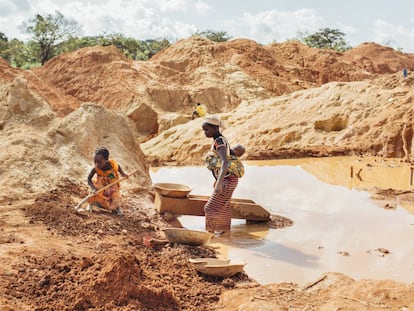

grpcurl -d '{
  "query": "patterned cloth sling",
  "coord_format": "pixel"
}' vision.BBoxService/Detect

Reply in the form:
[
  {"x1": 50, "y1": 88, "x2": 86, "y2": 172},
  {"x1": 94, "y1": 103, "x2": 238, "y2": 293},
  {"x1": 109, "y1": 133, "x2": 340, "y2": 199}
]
[{"x1": 205, "y1": 136, "x2": 245, "y2": 178}]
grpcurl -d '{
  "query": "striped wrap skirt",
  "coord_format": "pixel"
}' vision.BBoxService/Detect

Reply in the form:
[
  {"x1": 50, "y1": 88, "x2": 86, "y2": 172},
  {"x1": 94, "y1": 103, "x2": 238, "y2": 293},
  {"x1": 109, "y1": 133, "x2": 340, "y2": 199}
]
[{"x1": 204, "y1": 175, "x2": 238, "y2": 232}]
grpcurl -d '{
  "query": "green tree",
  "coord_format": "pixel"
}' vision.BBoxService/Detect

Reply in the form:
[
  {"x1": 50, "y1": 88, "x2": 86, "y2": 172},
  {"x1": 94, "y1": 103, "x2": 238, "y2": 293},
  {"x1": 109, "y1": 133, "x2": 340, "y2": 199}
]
[
  {"x1": 100, "y1": 34, "x2": 144, "y2": 59},
  {"x1": 0, "y1": 32, "x2": 7, "y2": 42},
  {"x1": 55, "y1": 34, "x2": 170, "y2": 61},
  {"x1": 23, "y1": 11, "x2": 81, "y2": 64},
  {"x1": 8, "y1": 39, "x2": 33, "y2": 67},
  {"x1": 302, "y1": 28, "x2": 350, "y2": 52},
  {"x1": 144, "y1": 38, "x2": 170, "y2": 58},
  {"x1": 56, "y1": 36, "x2": 100, "y2": 55},
  {"x1": 0, "y1": 34, "x2": 35, "y2": 67},
  {"x1": 195, "y1": 30, "x2": 231, "y2": 42},
  {"x1": 0, "y1": 32, "x2": 10, "y2": 61}
]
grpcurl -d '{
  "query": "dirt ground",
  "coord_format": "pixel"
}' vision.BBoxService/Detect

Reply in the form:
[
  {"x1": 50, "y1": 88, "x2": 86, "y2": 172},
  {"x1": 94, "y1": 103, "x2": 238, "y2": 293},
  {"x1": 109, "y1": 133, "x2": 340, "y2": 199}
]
[
  {"x1": 0, "y1": 182, "x2": 253, "y2": 311},
  {"x1": 1, "y1": 180, "x2": 414, "y2": 310},
  {"x1": 217, "y1": 272, "x2": 414, "y2": 311}
]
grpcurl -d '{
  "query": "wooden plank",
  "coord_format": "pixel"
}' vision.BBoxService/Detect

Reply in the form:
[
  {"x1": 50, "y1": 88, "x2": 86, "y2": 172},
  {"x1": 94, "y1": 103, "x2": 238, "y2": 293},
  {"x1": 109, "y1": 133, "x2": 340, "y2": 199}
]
[{"x1": 154, "y1": 192, "x2": 270, "y2": 221}]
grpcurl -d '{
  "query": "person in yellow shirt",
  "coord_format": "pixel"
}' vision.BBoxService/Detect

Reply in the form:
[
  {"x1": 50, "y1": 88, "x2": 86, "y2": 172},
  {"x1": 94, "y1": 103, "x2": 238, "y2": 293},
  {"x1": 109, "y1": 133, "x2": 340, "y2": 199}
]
[
  {"x1": 87, "y1": 147, "x2": 128, "y2": 215},
  {"x1": 192, "y1": 102, "x2": 207, "y2": 119}
]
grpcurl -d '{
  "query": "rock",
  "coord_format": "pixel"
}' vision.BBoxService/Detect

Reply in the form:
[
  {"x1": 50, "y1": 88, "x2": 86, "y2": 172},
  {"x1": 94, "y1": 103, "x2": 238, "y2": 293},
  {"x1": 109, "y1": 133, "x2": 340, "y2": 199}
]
[
  {"x1": 1, "y1": 77, "x2": 55, "y2": 126},
  {"x1": 97, "y1": 242, "x2": 112, "y2": 249},
  {"x1": 222, "y1": 278, "x2": 235, "y2": 288},
  {"x1": 338, "y1": 251, "x2": 350, "y2": 257},
  {"x1": 141, "y1": 222, "x2": 156, "y2": 231},
  {"x1": 158, "y1": 113, "x2": 191, "y2": 132},
  {"x1": 366, "y1": 248, "x2": 391, "y2": 257},
  {"x1": 39, "y1": 275, "x2": 51, "y2": 287},
  {"x1": 127, "y1": 102, "x2": 158, "y2": 135}
]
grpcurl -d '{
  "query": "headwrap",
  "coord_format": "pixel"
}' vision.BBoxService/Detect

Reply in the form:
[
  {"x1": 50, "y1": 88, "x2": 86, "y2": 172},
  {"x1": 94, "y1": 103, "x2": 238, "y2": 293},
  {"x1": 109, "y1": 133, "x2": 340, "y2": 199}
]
[{"x1": 204, "y1": 115, "x2": 225, "y2": 130}]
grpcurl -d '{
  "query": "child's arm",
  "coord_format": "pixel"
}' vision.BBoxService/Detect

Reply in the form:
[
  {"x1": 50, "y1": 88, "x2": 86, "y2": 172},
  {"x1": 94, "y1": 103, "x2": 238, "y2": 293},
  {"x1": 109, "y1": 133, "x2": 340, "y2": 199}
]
[
  {"x1": 87, "y1": 168, "x2": 97, "y2": 192},
  {"x1": 118, "y1": 165, "x2": 128, "y2": 178}
]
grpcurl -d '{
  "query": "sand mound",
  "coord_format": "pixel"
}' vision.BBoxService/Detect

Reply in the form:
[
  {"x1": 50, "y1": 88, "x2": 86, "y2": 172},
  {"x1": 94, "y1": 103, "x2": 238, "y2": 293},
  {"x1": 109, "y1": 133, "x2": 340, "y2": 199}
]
[
  {"x1": 212, "y1": 39, "x2": 368, "y2": 93},
  {"x1": 218, "y1": 272, "x2": 414, "y2": 310},
  {"x1": 27, "y1": 37, "x2": 414, "y2": 137},
  {"x1": 1, "y1": 38, "x2": 409, "y2": 138},
  {"x1": 32, "y1": 41, "x2": 270, "y2": 116},
  {"x1": 0, "y1": 57, "x2": 79, "y2": 116},
  {"x1": 0, "y1": 77, "x2": 55, "y2": 125},
  {"x1": 0, "y1": 78, "x2": 151, "y2": 197},
  {"x1": 344, "y1": 42, "x2": 414, "y2": 73},
  {"x1": 23, "y1": 69, "x2": 80, "y2": 116},
  {"x1": 47, "y1": 103, "x2": 150, "y2": 178},
  {"x1": 155, "y1": 38, "x2": 414, "y2": 96},
  {"x1": 32, "y1": 45, "x2": 136, "y2": 113},
  {"x1": 142, "y1": 73, "x2": 414, "y2": 165},
  {"x1": 0, "y1": 57, "x2": 20, "y2": 82}
]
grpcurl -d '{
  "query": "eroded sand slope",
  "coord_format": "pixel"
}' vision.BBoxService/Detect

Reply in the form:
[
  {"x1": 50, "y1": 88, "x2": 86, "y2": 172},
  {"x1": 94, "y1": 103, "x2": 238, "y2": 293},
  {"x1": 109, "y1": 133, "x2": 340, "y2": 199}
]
[{"x1": 143, "y1": 74, "x2": 414, "y2": 165}]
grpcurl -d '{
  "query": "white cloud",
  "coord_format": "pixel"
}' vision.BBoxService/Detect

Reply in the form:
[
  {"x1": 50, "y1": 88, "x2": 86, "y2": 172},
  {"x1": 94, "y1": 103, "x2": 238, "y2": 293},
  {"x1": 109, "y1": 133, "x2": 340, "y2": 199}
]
[
  {"x1": 335, "y1": 22, "x2": 358, "y2": 35},
  {"x1": 0, "y1": 0, "x2": 198, "y2": 40},
  {"x1": 159, "y1": 0, "x2": 189, "y2": 12},
  {"x1": 3, "y1": 0, "x2": 408, "y2": 52},
  {"x1": 194, "y1": 0, "x2": 213, "y2": 14},
  {"x1": 372, "y1": 19, "x2": 414, "y2": 51},
  {"x1": 11, "y1": 0, "x2": 31, "y2": 12},
  {"x1": 157, "y1": 0, "x2": 212, "y2": 14},
  {"x1": 0, "y1": 0, "x2": 19, "y2": 16},
  {"x1": 224, "y1": 9, "x2": 325, "y2": 43}
]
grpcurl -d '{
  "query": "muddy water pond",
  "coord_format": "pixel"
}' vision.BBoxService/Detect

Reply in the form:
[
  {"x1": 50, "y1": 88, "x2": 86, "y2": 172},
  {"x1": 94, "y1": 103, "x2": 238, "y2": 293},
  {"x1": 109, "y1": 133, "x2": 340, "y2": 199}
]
[{"x1": 150, "y1": 157, "x2": 414, "y2": 285}]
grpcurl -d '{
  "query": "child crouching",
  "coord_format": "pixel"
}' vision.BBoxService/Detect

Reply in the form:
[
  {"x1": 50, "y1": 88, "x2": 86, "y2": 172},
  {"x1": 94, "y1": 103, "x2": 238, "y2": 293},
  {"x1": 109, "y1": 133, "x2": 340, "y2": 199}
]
[{"x1": 87, "y1": 147, "x2": 128, "y2": 215}]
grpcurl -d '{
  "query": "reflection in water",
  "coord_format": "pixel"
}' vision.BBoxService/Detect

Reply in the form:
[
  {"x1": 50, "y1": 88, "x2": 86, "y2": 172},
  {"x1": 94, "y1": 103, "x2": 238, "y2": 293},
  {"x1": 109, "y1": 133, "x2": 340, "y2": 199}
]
[
  {"x1": 253, "y1": 241, "x2": 320, "y2": 269},
  {"x1": 247, "y1": 156, "x2": 414, "y2": 193},
  {"x1": 150, "y1": 157, "x2": 414, "y2": 285}
]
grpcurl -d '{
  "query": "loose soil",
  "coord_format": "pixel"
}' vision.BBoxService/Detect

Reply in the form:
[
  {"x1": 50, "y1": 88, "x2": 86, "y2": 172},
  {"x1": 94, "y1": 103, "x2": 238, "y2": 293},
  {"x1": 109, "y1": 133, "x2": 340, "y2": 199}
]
[
  {"x1": 0, "y1": 181, "x2": 253, "y2": 310},
  {"x1": 217, "y1": 272, "x2": 414, "y2": 310}
]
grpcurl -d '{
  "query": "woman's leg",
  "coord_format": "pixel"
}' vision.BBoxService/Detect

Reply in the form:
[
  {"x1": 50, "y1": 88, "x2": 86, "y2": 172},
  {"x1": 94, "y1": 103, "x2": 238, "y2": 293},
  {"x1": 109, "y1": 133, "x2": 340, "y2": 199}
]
[{"x1": 204, "y1": 175, "x2": 238, "y2": 232}]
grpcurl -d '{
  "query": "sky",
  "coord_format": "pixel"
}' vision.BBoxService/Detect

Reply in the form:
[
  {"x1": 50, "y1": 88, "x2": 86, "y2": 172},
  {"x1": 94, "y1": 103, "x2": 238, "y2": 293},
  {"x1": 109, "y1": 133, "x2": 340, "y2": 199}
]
[{"x1": 1, "y1": 0, "x2": 414, "y2": 51}]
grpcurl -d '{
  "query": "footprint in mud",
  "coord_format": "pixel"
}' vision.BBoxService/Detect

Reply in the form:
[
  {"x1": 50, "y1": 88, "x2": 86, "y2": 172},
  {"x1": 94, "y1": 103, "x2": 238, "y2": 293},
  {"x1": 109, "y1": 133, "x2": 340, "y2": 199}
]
[{"x1": 366, "y1": 248, "x2": 390, "y2": 257}]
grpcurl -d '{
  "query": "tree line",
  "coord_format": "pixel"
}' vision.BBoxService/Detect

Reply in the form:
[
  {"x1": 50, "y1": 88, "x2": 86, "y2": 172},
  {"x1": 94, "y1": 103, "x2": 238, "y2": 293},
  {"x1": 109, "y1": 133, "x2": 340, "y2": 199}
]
[
  {"x1": 0, "y1": 11, "x2": 350, "y2": 69},
  {"x1": 0, "y1": 11, "x2": 173, "y2": 68}
]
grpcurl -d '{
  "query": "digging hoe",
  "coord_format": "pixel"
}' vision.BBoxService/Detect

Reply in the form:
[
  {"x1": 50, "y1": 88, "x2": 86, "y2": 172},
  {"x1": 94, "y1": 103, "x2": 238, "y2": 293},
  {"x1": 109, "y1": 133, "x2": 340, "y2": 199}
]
[{"x1": 75, "y1": 168, "x2": 140, "y2": 212}]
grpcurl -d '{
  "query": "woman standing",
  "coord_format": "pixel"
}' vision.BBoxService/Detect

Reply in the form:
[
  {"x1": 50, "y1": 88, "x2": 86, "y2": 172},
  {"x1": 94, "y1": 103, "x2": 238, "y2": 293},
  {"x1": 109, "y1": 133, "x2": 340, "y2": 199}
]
[{"x1": 202, "y1": 116, "x2": 238, "y2": 234}]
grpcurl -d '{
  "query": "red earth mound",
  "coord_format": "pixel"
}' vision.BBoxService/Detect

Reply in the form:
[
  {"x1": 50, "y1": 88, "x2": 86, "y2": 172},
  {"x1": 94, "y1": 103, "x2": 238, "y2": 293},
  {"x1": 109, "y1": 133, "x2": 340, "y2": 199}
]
[
  {"x1": 343, "y1": 42, "x2": 414, "y2": 73},
  {"x1": 0, "y1": 57, "x2": 20, "y2": 82},
  {"x1": 4, "y1": 245, "x2": 251, "y2": 310},
  {"x1": 30, "y1": 45, "x2": 137, "y2": 115},
  {"x1": 23, "y1": 37, "x2": 414, "y2": 119}
]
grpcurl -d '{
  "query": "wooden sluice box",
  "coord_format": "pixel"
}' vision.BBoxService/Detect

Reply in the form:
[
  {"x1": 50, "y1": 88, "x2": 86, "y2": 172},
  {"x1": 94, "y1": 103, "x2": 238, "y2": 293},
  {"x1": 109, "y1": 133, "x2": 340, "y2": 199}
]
[{"x1": 153, "y1": 183, "x2": 271, "y2": 221}]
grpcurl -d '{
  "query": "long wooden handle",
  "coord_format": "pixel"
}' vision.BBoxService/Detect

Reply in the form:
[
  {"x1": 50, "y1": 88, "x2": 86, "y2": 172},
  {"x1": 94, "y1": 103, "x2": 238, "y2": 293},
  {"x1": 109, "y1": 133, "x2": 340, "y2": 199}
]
[{"x1": 75, "y1": 168, "x2": 140, "y2": 210}]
